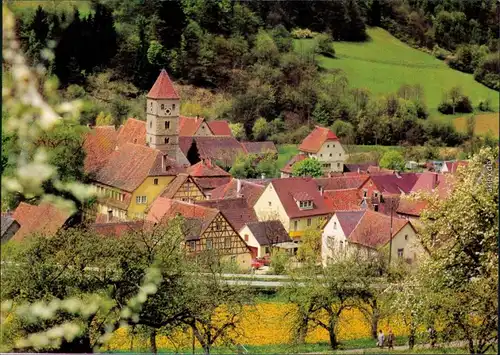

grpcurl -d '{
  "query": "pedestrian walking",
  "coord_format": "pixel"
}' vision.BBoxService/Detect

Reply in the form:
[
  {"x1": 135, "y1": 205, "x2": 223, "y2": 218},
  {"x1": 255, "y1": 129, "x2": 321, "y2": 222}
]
[
  {"x1": 377, "y1": 329, "x2": 385, "y2": 348},
  {"x1": 428, "y1": 327, "x2": 437, "y2": 348},
  {"x1": 387, "y1": 329, "x2": 395, "y2": 350}
]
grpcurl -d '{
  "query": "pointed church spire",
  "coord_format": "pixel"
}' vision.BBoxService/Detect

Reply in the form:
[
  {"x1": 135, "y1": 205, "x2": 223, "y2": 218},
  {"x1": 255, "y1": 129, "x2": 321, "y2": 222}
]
[{"x1": 147, "y1": 69, "x2": 180, "y2": 100}]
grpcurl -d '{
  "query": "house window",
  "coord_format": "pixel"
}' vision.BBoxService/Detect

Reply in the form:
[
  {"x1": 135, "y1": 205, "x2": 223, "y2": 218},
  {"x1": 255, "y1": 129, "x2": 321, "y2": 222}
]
[
  {"x1": 334, "y1": 222, "x2": 337, "y2": 230},
  {"x1": 268, "y1": 201, "x2": 272, "y2": 207},
  {"x1": 172, "y1": 104, "x2": 176, "y2": 111},
  {"x1": 337, "y1": 163, "x2": 340, "y2": 167},
  {"x1": 307, "y1": 218, "x2": 311, "y2": 227},
  {"x1": 161, "y1": 104, "x2": 165, "y2": 110},
  {"x1": 333, "y1": 144, "x2": 335, "y2": 148},
  {"x1": 165, "y1": 121, "x2": 170, "y2": 129},
  {"x1": 363, "y1": 190, "x2": 367, "y2": 197},
  {"x1": 327, "y1": 145, "x2": 329, "y2": 148},
  {"x1": 154, "y1": 178, "x2": 158, "y2": 185},
  {"x1": 329, "y1": 153, "x2": 332, "y2": 157},
  {"x1": 149, "y1": 120, "x2": 152, "y2": 128},
  {"x1": 294, "y1": 220, "x2": 298, "y2": 231},
  {"x1": 216, "y1": 222, "x2": 222, "y2": 231},
  {"x1": 405, "y1": 234, "x2": 408, "y2": 241},
  {"x1": 189, "y1": 241, "x2": 196, "y2": 249},
  {"x1": 265, "y1": 247, "x2": 270, "y2": 254},
  {"x1": 320, "y1": 154, "x2": 323, "y2": 157},
  {"x1": 244, "y1": 234, "x2": 249, "y2": 242},
  {"x1": 141, "y1": 196, "x2": 147, "y2": 204},
  {"x1": 206, "y1": 240, "x2": 213, "y2": 250},
  {"x1": 224, "y1": 237, "x2": 230, "y2": 248},
  {"x1": 164, "y1": 138, "x2": 169, "y2": 144},
  {"x1": 374, "y1": 204, "x2": 379, "y2": 212},
  {"x1": 397, "y1": 248, "x2": 404, "y2": 258},
  {"x1": 136, "y1": 196, "x2": 141, "y2": 204},
  {"x1": 339, "y1": 153, "x2": 341, "y2": 157}
]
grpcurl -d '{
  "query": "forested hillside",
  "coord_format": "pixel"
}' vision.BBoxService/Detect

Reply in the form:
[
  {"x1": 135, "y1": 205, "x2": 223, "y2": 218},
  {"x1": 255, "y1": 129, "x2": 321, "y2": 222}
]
[{"x1": 8, "y1": 0, "x2": 499, "y2": 147}]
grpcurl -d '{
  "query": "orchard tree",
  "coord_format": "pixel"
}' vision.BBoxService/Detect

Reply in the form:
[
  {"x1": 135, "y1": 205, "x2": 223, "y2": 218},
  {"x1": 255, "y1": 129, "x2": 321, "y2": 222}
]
[
  {"x1": 379, "y1": 151, "x2": 405, "y2": 171},
  {"x1": 292, "y1": 158, "x2": 323, "y2": 178}
]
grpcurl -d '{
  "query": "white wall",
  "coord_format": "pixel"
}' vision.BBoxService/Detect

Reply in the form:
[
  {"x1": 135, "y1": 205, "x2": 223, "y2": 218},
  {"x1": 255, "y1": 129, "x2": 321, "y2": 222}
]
[
  {"x1": 321, "y1": 214, "x2": 348, "y2": 265},
  {"x1": 253, "y1": 183, "x2": 290, "y2": 231}
]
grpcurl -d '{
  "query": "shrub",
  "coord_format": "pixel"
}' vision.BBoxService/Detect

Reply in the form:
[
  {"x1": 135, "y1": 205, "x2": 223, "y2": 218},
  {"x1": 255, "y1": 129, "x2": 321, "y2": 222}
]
[
  {"x1": 379, "y1": 150, "x2": 405, "y2": 171},
  {"x1": 291, "y1": 28, "x2": 317, "y2": 39},
  {"x1": 252, "y1": 117, "x2": 269, "y2": 141},
  {"x1": 315, "y1": 33, "x2": 335, "y2": 58},
  {"x1": 474, "y1": 53, "x2": 500, "y2": 91},
  {"x1": 438, "y1": 87, "x2": 473, "y2": 115},
  {"x1": 477, "y1": 98, "x2": 492, "y2": 112},
  {"x1": 448, "y1": 44, "x2": 488, "y2": 74},
  {"x1": 291, "y1": 158, "x2": 323, "y2": 177},
  {"x1": 432, "y1": 45, "x2": 451, "y2": 60}
]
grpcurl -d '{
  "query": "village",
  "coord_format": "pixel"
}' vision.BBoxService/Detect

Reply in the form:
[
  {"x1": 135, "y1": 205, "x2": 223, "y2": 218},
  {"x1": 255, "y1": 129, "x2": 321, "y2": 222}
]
[{"x1": 1, "y1": 70, "x2": 468, "y2": 272}]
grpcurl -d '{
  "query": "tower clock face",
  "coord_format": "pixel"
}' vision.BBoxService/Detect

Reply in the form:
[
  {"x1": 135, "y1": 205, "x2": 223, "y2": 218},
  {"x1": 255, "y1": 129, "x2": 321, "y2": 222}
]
[{"x1": 166, "y1": 108, "x2": 171, "y2": 115}]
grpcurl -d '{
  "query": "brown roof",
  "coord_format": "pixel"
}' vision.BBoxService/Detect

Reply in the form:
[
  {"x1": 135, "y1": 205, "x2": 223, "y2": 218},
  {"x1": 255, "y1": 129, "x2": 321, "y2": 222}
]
[
  {"x1": 396, "y1": 198, "x2": 429, "y2": 217},
  {"x1": 193, "y1": 177, "x2": 232, "y2": 190},
  {"x1": 207, "y1": 120, "x2": 232, "y2": 136},
  {"x1": 271, "y1": 178, "x2": 331, "y2": 218},
  {"x1": 116, "y1": 118, "x2": 146, "y2": 147},
  {"x1": 91, "y1": 221, "x2": 145, "y2": 238},
  {"x1": 365, "y1": 173, "x2": 420, "y2": 195},
  {"x1": 180, "y1": 116, "x2": 206, "y2": 136},
  {"x1": 323, "y1": 189, "x2": 363, "y2": 213},
  {"x1": 299, "y1": 126, "x2": 339, "y2": 153},
  {"x1": 315, "y1": 175, "x2": 369, "y2": 191},
  {"x1": 344, "y1": 162, "x2": 378, "y2": 173},
  {"x1": 336, "y1": 210, "x2": 410, "y2": 249},
  {"x1": 241, "y1": 141, "x2": 278, "y2": 155},
  {"x1": 187, "y1": 160, "x2": 231, "y2": 177},
  {"x1": 11, "y1": 202, "x2": 71, "y2": 241},
  {"x1": 209, "y1": 178, "x2": 265, "y2": 207},
  {"x1": 244, "y1": 221, "x2": 291, "y2": 246},
  {"x1": 179, "y1": 136, "x2": 246, "y2": 167},
  {"x1": 83, "y1": 126, "x2": 117, "y2": 174},
  {"x1": 196, "y1": 197, "x2": 258, "y2": 231},
  {"x1": 159, "y1": 173, "x2": 203, "y2": 199},
  {"x1": 94, "y1": 143, "x2": 185, "y2": 192},
  {"x1": 147, "y1": 69, "x2": 180, "y2": 99},
  {"x1": 281, "y1": 153, "x2": 308, "y2": 174}
]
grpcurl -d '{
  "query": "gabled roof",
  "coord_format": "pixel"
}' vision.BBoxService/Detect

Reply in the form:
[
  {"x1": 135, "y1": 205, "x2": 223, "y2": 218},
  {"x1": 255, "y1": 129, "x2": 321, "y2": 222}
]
[
  {"x1": 299, "y1": 126, "x2": 339, "y2": 153},
  {"x1": 146, "y1": 197, "x2": 218, "y2": 224},
  {"x1": 270, "y1": 178, "x2": 331, "y2": 218},
  {"x1": 280, "y1": 153, "x2": 308, "y2": 174},
  {"x1": 179, "y1": 136, "x2": 246, "y2": 167},
  {"x1": 116, "y1": 118, "x2": 146, "y2": 147},
  {"x1": 241, "y1": 141, "x2": 278, "y2": 155},
  {"x1": 193, "y1": 177, "x2": 232, "y2": 190},
  {"x1": 196, "y1": 197, "x2": 258, "y2": 231},
  {"x1": 367, "y1": 173, "x2": 419, "y2": 194},
  {"x1": 180, "y1": 116, "x2": 207, "y2": 136},
  {"x1": 209, "y1": 178, "x2": 265, "y2": 207},
  {"x1": 207, "y1": 120, "x2": 232, "y2": 136},
  {"x1": 344, "y1": 162, "x2": 378, "y2": 173},
  {"x1": 335, "y1": 211, "x2": 365, "y2": 237},
  {"x1": 11, "y1": 202, "x2": 72, "y2": 242},
  {"x1": 83, "y1": 126, "x2": 117, "y2": 174},
  {"x1": 187, "y1": 160, "x2": 231, "y2": 177},
  {"x1": 444, "y1": 160, "x2": 468, "y2": 173},
  {"x1": 92, "y1": 221, "x2": 146, "y2": 238},
  {"x1": 344, "y1": 210, "x2": 410, "y2": 249},
  {"x1": 396, "y1": 198, "x2": 429, "y2": 217},
  {"x1": 94, "y1": 143, "x2": 185, "y2": 192},
  {"x1": 244, "y1": 221, "x2": 291, "y2": 246},
  {"x1": 159, "y1": 173, "x2": 203, "y2": 199},
  {"x1": 315, "y1": 175, "x2": 369, "y2": 191},
  {"x1": 147, "y1": 69, "x2": 180, "y2": 99},
  {"x1": 323, "y1": 189, "x2": 363, "y2": 213}
]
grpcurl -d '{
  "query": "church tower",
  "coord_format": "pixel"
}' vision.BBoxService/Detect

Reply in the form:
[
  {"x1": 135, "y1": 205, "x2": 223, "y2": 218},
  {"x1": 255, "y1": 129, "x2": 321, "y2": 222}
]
[{"x1": 146, "y1": 69, "x2": 181, "y2": 158}]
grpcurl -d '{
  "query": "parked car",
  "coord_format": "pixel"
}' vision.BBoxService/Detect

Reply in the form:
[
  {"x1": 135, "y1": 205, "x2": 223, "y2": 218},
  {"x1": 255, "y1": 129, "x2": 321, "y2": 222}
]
[{"x1": 251, "y1": 255, "x2": 271, "y2": 269}]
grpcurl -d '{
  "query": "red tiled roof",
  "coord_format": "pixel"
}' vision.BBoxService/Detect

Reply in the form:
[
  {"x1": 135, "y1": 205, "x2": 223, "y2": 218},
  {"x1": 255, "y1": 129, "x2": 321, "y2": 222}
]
[
  {"x1": 194, "y1": 177, "x2": 232, "y2": 190},
  {"x1": 271, "y1": 177, "x2": 331, "y2": 218},
  {"x1": 396, "y1": 198, "x2": 429, "y2": 217},
  {"x1": 315, "y1": 175, "x2": 369, "y2": 191},
  {"x1": 209, "y1": 178, "x2": 265, "y2": 207},
  {"x1": 180, "y1": 116, "x2": 206, "y2": 136},
  {"x1": 444, "y1": 160, "x2": 469, "y2": 173},
  {"x1": 281, "y1": 153, "x2": 308, "y2": 174},
  {"x1": 196, "y1": 197, "x2": 258, "y2": 231},
  {"x1": 345, "y1": 210, "x2": 410, "y2": 249},
  {"x1": 116, "y1": 118, "x2": 146, "y2": 147},
  {"x1": 299, "y1": 126, "x2": 339, "y2": 153},
  {"x1": 179, "y1": 136, "x2": 246, "y2": 167},
  {"x1": 147, "y1": 69, "x2": 180, "y2": 99},
  {"x1": 91, "y1": 221, "x2": 145, "y2": 238},
  {"x1": 159, "y1": 173, "x2": 203, "y2": 199},
  {"x1": 83, "y1": 126, "x2": 117, "y2": 174},
  {"x1": 335, "y1": 211, "x2": 365, "y2": 237},
  {"x1": 187, "y1": 160, "x2": 230, "y2": 177},
  {"x1": 411, "y1": 172, "x2": 439, "y2": 193},
  {"x1": 94, "y1": 143, "x2": 185, "y2": 192},
  {"x1": 323, "y1": 189, "x2": 363, "y2": 213},
  {"x1": 292, "y1": 192, "x2": 314, "y2": 201},
  {"x1": 207, "y1": 120, "x2": 232, "y2": 136},
  {"x1": 344, "y1": 163, "x2": 378, "y2": 173},
  {"x1": 367, "y1": 173, "x2": 420, "y2": 195},
  {"x1": 11, "y1": 202, "x2": 71, "y2": 241},
  {"x1": 241, "y1": 141, "x2": 278, "y2": 155}
]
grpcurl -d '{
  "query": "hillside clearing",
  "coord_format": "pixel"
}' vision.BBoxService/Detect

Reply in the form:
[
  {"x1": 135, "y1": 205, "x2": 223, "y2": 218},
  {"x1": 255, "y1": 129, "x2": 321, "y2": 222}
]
[
  {"x1": 454, "y1": 113, "x2": 499, "y2": 138},
  {"x1": 295, "y1": 27, "x2": 499, "y2": 119}
]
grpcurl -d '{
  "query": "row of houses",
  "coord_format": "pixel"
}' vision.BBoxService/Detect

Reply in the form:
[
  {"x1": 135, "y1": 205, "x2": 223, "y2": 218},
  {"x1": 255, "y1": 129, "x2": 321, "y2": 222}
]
[{"x1": 1, "y1": 69, "x2": 466, "y2": 270}]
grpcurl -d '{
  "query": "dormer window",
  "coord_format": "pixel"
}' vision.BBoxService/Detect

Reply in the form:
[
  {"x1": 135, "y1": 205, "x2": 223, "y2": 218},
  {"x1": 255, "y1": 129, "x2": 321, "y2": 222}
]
[{"x1": 299, "y1": 200, "x2": 313, "y2": 209}]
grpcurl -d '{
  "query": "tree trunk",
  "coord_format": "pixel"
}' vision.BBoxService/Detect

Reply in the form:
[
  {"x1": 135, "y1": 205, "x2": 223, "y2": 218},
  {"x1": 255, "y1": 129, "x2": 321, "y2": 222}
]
[
  {"x1": 468, "y1": 338, "x2": 474, "y2": 354},
  {"x1": 408, "y1": 326, "x2": 415, "y2": 350},
  {"x1": 328, "y1": 327, "x2": 338, "y2": 350},
  {"x1": 150, "y1": 329, "x2": 157, "y2": 355},
  {"x1": 371, "y1": 313, "x2": 380, "y2": 340}
]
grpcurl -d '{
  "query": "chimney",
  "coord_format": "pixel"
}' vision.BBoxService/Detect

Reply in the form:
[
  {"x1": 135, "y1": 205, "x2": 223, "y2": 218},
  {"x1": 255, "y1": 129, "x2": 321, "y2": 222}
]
[
  {"x1": 196, "y1": 115, "x2": 199, "y2": 121},
  {"x1": 395, "y1": 172, "x2": 401, "y2": 178},
  {"x1": 161, "y1": 154, "x2": 168, "y2": 171},
  {"x1": 357, "y1": 167, "x2": 360, "y2": 174},
  {"x1": 236, "y1": 179, "x2": 242, "y2": 197},
  {"x1": 319, "y1": 185, "x2": 324, "y2": 196},
  {"x1": 107, "y1": 210, "x2": 113, "y2": 223}
]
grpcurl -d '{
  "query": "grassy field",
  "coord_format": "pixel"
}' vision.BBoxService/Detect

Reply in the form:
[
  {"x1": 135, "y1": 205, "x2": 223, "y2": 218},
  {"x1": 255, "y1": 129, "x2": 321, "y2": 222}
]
[
  {"x1": 295, "y1": 27, "x2": 499, "y2": 135},
  {"x1": 454, "y1": 113, "x2": 499, "y2": 138},
  {"x1": 277, "y1": 144, "x2": 300, "y2": 170}
]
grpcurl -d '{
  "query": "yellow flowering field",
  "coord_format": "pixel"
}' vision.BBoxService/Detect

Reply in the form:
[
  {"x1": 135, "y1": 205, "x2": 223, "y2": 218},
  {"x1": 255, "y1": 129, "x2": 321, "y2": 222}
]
[{"x1": 107, "y1": 302, "x2": 410, "y2": 350}]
